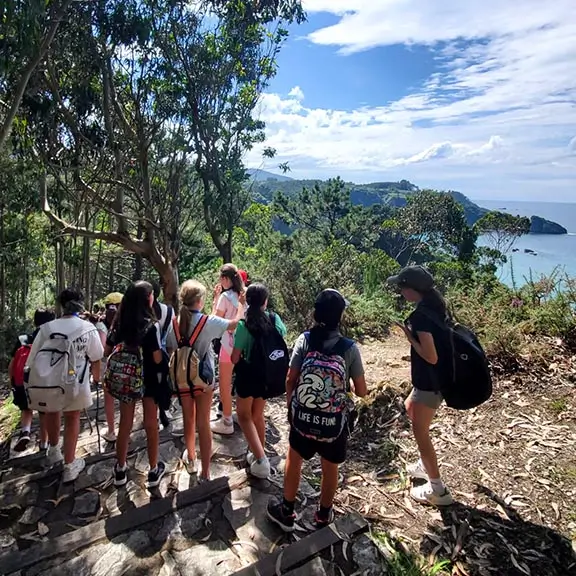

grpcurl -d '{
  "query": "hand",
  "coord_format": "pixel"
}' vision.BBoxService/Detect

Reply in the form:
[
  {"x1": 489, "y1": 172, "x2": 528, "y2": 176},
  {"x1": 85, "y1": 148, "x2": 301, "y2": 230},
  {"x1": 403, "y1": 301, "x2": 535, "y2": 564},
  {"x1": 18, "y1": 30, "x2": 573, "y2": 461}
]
[
  {"x1": 394, "y1": 321, "x2": 413, "y2": 341},
  {"x1": 213, "y1": 283, "x2": 222, "y2": 300}
]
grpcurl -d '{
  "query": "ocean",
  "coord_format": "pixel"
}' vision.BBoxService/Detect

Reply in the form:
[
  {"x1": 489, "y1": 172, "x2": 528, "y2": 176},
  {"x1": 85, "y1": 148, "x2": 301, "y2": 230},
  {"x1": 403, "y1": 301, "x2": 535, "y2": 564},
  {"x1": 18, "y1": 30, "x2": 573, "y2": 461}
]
[{"x1": 474, "y1": 200, "x2": 576, "y2": 286}]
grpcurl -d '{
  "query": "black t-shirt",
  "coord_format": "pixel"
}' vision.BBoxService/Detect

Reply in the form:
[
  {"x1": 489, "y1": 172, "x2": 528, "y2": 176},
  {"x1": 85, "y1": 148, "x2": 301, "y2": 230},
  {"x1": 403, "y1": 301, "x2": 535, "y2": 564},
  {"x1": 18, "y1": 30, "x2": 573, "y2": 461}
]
[
  {"x1": 407, "y1": 304, "x2": 452, "y2": 392},
  {"x1": 106, "y1": 324, "x2": 161, "y2": 392}
]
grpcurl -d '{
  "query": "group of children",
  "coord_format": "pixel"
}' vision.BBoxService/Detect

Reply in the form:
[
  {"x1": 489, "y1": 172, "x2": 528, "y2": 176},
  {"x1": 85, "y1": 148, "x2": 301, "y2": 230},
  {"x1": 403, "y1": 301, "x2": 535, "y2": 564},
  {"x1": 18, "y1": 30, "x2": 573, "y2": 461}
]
[{"x1": 8, "y1": 263, "x2": 454, "y2": 528}]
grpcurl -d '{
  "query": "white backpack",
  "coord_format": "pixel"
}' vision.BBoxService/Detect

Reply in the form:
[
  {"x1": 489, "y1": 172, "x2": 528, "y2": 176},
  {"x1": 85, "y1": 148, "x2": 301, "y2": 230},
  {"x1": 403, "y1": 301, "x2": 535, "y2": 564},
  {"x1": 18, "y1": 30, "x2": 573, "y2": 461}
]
[{"x1": 26, "y1": 324, "x2": 90, "y2": 412}]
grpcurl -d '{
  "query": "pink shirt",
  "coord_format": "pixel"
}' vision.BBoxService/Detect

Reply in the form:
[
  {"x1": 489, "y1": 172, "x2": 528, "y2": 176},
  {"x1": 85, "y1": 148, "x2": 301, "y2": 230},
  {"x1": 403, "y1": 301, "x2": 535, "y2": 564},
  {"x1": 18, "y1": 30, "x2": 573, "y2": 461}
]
[{"x1": 217, "y1": 291, "x2": 240, "y2": 354}]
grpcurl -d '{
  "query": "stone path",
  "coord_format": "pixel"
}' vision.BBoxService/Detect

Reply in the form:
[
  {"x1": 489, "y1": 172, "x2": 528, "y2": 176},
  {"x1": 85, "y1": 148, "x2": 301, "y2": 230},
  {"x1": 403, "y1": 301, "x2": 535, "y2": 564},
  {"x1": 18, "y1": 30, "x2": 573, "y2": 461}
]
[{"x1": 0, "y1": 389, "x2": 383, "y2": 576}]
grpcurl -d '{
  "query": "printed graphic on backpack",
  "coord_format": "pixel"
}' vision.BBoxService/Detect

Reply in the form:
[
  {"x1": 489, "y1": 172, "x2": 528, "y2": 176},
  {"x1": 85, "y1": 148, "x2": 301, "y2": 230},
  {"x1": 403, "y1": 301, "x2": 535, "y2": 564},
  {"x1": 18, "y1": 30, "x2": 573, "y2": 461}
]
[{"x1": 104, "y1": 344, "x2": 145, "y2": 403}]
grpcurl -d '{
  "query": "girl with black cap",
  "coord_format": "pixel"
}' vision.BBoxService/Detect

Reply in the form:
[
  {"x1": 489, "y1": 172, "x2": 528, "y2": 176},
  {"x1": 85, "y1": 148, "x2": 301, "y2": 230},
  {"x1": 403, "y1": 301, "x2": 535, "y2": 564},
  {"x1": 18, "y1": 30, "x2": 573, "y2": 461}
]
[
  {"x1": 267, "y1": 289, "x2": 367, "y2": 532},
  {"x1": 387, "y1": 265, "x2": 453, "y2": 506}
]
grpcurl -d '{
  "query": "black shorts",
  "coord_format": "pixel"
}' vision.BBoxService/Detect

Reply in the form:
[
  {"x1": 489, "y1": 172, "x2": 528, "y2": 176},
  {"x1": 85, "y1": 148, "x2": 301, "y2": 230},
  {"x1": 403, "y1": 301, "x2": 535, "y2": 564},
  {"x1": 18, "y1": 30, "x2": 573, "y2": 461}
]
[
  {"x1": 289, "y1": 428, "x2": 347, "y2": 465},
  {"x1": 12, "y1": 385, "x2": 29, "y2": 411}
]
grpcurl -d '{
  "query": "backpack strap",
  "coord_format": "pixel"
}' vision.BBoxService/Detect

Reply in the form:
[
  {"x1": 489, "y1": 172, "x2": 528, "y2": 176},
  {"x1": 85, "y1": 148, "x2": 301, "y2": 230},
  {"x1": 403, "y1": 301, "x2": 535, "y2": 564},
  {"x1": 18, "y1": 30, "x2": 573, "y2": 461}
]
[
  {"x1": 303, "y1": 332, "x2": 354, "y2": 357},
  {"x1": 161, "y1": 306, "x2": 173, "y2": 339},
  {"x1": 188, "y1": 315, "x2": 208, "y2": 348}
]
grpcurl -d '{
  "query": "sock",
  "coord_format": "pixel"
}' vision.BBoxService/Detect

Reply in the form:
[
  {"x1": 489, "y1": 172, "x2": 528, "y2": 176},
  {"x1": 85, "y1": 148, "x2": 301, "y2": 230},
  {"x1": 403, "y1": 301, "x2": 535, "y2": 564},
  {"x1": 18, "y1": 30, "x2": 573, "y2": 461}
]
[
  {"x1": 21, "y1": 426, "x2": 31, "y2": 434},
  {"x1": 256, "y1": 456, "x2": 268, "y2": 465},
  {"x1": 430, "y1": 478, "x2": 446, "y2": 493},
  {"x1": 317, "y1": 505, "x2": 333, "y2": 521},
  {"x1": 116, "y1": 462, "x2": 127, "y2": 472},
  {"x1": 281, "y1": 498, "x2": 295, "y2": 515},
  {"x1": 223, "y1": 416, "x2": 233, "y2": 425}
]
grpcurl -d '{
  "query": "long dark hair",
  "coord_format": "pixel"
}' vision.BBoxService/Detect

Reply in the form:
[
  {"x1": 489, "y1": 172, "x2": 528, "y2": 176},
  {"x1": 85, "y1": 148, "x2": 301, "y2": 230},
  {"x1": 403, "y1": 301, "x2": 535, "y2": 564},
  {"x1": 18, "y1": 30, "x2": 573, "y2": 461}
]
[
  {"x1": 220, "y1": 263, "x2": 244, "y2": 295},
  {"x1": 245, "y1": 283, "x2": 271, "y2": 336},
  {"x1": 114, "y1": 281, "x2": 156, "y2": 347},
  {"x1": 420, "y1": 287, "x2": 448, "y2": 319}
]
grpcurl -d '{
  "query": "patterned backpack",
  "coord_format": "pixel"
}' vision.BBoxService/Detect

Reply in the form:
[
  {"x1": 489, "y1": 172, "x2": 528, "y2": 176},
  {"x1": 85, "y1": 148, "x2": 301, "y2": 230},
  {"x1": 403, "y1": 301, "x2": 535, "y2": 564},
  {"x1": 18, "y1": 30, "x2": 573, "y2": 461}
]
[
  {"x1": 104, "y1": 343, "x2": 144, "y2": 403},
  {"x1": 290, "y1": 333, "x2": 355, "y2": 443}
]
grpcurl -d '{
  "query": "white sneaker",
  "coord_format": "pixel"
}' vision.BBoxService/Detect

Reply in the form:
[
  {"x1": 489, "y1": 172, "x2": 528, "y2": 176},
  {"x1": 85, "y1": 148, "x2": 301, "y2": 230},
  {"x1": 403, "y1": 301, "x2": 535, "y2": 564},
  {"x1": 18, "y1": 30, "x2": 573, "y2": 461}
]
[
  {"x1": 211, "y1": 419, "x2": 234, "y2": 436},
  {"x1": 410, "y1": 482, "x2": 453, "y2": 506},
  {"x1": 246, "y1": 451, "x2": 255, "y2": 466},
  {"x1": 46, "y1": 445, "x2": 64, "y2": 466},
  {"x1": 250, "y1": 457, "x2": 271, "y2": 479},
  {"x1": 63, "y1": 458, "x2": 86, "y2": 483},
  {"x1": 102, "y1": 431, "x2": 117, "y2": 443},
  {"x1": 407, "y1": 460, "x2": 429, "y2": 481},
  {"x1": 183, "y1": 449, "x2": 197, "y2": 475}
]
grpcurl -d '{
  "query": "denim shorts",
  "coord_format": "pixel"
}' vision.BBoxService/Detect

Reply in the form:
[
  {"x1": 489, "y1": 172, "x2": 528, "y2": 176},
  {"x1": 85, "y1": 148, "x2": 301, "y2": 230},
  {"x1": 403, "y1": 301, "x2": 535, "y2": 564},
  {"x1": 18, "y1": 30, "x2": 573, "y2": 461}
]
[{"x1": 410, "y1": 387, "x2": 443, "y2": 409}]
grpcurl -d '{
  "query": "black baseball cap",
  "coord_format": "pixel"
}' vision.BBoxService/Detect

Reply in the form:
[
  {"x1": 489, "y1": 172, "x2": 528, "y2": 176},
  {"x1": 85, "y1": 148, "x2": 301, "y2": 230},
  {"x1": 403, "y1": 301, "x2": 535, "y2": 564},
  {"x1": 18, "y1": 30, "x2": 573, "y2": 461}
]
[{"x1": 387, "y1": 266, "x2": 435, "y2": 292}]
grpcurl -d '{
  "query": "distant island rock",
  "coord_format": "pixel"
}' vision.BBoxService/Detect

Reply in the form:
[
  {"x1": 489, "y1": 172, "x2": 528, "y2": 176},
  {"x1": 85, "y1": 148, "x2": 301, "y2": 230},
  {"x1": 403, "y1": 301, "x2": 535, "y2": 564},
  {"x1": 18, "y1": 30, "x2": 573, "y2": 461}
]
[
  {"x1": 529, "y1": 215, "x2": 567, "y2": 235},
  {"x1": 247, "y1": 172, "x2": 567, "y2": 235}
]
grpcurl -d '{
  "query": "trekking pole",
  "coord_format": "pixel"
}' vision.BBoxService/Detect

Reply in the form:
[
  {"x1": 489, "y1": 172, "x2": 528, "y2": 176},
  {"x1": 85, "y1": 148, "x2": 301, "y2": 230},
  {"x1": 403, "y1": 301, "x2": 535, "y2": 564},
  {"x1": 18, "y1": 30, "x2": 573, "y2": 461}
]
[{"x1": 95, "y1": 381, "x2": 102, "y2": 454}]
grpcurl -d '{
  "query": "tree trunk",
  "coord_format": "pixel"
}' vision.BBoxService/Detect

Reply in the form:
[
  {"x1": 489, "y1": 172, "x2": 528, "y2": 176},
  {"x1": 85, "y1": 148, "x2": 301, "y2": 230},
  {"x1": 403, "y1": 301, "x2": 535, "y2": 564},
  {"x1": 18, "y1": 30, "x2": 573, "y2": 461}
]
[
  {"x1": 133, "y1": 221, "x2": 143, "y2": 281},
  {"x1": 0, "y1": 201, "x2": 5, "y2": 340},
  {"x1": 156, "y1": 261, "x2": 179, "y2": 309},
  {"x1": 83, "y1": 211, "x2": 91, "y2": 308}
]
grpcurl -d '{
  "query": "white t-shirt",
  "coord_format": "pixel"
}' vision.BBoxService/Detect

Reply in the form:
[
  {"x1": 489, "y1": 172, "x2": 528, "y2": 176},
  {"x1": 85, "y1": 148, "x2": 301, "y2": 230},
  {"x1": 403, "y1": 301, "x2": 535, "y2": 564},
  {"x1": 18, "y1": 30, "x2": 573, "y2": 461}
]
[
  {"x1": 27, "y1": 317, "x2": 104, "y2": 411},
  {"x1": 216, "y1": 291, "x2": 241, "y2": 354}
]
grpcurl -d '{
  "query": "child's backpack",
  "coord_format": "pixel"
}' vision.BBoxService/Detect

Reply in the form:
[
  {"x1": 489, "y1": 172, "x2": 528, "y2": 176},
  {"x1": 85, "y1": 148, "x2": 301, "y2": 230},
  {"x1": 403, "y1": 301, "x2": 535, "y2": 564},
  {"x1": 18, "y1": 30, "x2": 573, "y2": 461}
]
[
  {"x1": 26, "y1": 326, "x2": 89, "y2": 412},
  {"x1": 169, "y1": 315, "x2": 210, "y2": 397},
  {"x1": 12, "y1": 337, "x2": 31, "y2": 387},
  {"x1": 236, "y1": 313, "x2": 289, "y2": 399},
  {"x1": 104, "y1": 344, "x2": 145, "y2": 403},
  {"x1": 419, "y1": 309, "x2": 492, "y2": 410},
  {"x1": 290, "y1": 333, "x2": 355, "y2": 443}
]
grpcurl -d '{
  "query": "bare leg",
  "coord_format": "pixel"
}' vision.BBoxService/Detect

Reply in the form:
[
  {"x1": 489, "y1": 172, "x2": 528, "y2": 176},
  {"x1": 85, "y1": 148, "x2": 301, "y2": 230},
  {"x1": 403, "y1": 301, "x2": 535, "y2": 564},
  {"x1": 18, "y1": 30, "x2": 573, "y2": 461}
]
[
  {"x1": 181, "y1": 394, "x2": 197, "y2": 459},
  {"x1": 44, "y1": 412, "x2": 62, "y2": 446},
  {"x1": 195, "y1": 390, "x2": 214, "y2": 478},
  {"x1": 237, "y1": 396, "x2": 265, "y2": 459},
  {"x1": 143, "y1": 397, "x2": 159, "y2": 469},
  {"x1": 63, "y1": 411, "x2": 81, "y2": 465},
  {"x1": 20, "y1": 409, "x2": 33, "y2": 430},
  {"x1": 410, "y1": 401, "x2": 440, "y2": 479},
  {"x1": 116, "y1": 401, "x2": 136, "y2": 467},
  {"x1": 319, "y1": 458, "x2": 339, "y2": 509},
  {"x1": 252, "y1": 398, "x2": 266, "y2": 448},
  {"x1": 284, "y1": 447, "x2": 303, "y2": 502},
  {"x1": 218, "y1": 361, "x2": 234, "y2": 419},
  {"x1": 104, "y1": 391, "x2": 116, "y2": 436},
  {"x1": 38, "y1": 412, "x2": 48, "y2": 445}
]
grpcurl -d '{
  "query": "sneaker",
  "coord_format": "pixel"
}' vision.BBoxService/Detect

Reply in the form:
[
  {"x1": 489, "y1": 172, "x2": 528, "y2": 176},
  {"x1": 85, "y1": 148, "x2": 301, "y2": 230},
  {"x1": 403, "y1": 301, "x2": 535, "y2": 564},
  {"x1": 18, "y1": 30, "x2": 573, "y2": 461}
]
[
  {"x1": 246, "y1": 451, "x2": 255, "y2": 466},
  {"x1": 410, "y1": 483, "x2": 454, "y2": 506},
  {"x1": 147, "y1": 461, "x2": 166, "y2": 489},
  {"x1": 314, "y1": 507, "x2": 335, "y2": 529},
  {"x1": 211, "y1": 419, "x2": 234, "y2": 436},
  {"x1": 102, "y1": 431, "x2": 117, "y2": 443},
  {"x1": 250, "y1": 456, "x2": 271, "y2": 479},
  {"x1": 266, "y1": 499, "x2": 296, "y2": 532},
  {"x1": 46, "y1": 445, "x2": 64, "y2": 466},
  {"x1": 198, "y1": 475, "x2": 210, "y2": 484},
  {"x1": 63, "y1": 458, "x2": 86, "y2": 483},
  {"x1": 407, "y1": 460, "x2": 429, "y2": 481},
  {"x1": 14, "y1": 430, "x2": 31, "y2": 452},
  {"x1": 182, "y1": 449, "x2": 197, "y2": 475},
  {"x1": 114, "y1": 462, "x2": 128, "y2": 487}
]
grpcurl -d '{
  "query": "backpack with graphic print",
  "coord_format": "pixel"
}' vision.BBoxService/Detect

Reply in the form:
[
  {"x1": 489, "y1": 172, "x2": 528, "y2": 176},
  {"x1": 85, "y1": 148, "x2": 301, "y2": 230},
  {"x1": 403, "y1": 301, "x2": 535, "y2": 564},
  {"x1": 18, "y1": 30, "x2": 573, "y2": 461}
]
[
  {"x1": 104, "y1": 343, "x2": 144, "y2": 403},
  {"x1": 290, "y1": 333, "x2": 355, "y2": 443}
]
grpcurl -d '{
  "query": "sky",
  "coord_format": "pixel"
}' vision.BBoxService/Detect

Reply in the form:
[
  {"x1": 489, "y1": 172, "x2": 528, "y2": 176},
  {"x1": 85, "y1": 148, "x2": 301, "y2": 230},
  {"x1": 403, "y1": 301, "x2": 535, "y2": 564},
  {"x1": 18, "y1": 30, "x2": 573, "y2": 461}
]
[{"x1": 247, "y1": 1, "x2": 576, "y2": 202}]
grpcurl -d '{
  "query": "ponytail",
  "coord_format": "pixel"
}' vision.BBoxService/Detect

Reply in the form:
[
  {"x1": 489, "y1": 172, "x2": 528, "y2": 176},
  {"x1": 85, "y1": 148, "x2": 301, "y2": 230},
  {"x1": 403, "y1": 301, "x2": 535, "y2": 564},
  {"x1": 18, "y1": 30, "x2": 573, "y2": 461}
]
[
  {"x1": 178, "y1": 280, "x2": 207, "y2": 338},
  {"x1": 422, "y1": 287, "x2": 448, "y2": 319},
  {"x1": 178, "y1": 305, "x2": 193, "y2": 342}
]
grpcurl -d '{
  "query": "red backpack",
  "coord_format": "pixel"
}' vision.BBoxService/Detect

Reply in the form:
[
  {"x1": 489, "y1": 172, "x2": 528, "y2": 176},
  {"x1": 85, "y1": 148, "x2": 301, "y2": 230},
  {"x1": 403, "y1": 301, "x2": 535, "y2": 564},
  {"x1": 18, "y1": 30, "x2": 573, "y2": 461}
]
[{"x1": 12, "y1": 344, "x2": 31, "y2": 387}]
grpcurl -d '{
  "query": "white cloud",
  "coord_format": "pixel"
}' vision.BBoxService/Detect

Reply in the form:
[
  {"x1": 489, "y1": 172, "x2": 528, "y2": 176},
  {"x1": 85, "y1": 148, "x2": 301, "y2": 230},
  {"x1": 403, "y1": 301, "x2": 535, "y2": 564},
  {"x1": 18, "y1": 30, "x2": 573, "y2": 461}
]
[
  {"x1": 287, "y1": 86, "x2": 305, "y2": 100},
  {"x1": 249, "y1": 2, "x2": 576, "y2": 201}
]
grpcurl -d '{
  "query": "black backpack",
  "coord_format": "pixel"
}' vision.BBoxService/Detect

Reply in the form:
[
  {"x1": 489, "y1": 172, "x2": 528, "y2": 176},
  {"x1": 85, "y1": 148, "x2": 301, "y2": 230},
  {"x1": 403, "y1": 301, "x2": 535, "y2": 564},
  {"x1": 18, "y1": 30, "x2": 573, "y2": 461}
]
[
  {"x1": 419, "y1": 309, "x2": 492, "y2": 410},
  {"x1": 236, "y1": 313, "x2": 289, "y2": 399}
]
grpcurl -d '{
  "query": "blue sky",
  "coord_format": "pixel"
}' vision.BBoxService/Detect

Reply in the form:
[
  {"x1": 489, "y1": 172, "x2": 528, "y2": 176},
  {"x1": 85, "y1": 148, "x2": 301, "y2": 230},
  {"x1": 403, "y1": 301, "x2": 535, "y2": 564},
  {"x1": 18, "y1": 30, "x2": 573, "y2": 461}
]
[{"x1": 248, "y1": 1, "x2": 576, "y2": 202}]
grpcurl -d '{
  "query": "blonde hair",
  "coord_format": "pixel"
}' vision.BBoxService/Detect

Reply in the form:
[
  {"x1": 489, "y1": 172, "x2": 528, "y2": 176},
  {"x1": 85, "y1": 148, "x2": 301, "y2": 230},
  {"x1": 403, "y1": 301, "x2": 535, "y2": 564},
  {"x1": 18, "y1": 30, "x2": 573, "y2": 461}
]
[{"x1": 179, "y1": 280, "x2": 207, "y2": 337}]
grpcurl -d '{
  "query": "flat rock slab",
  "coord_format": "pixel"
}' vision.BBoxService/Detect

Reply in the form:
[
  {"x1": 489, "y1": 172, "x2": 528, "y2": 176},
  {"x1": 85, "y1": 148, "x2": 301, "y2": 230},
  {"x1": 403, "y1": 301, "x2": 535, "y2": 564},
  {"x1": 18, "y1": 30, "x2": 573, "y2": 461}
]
[
  {"x1": 34, "y1": 530, "x2": 151, "y2": 576},
  {"x1": 173, "y1": 540, "x2": 241, "y2": 575},
  {"x1": 105, "y1": 480, "x2": 149, "y2": 516},
  {"x1": 153, "y1": 500, "x2": 212, "y2": 550},
  {"x1": 224, "y1": 486, "x2": 283, "y2": 558},
  {"x1": 212, "y1": 433, "x2": 248, "y2": 459},
  {"x1": 0, "y1": 482, "x2": 38, "y2": 510},
  {"x1": 351, "y1": 534, "x2": 385, "y2": 576},
  {"x1": 74, "y1": 461, "x2": 115, "y2": 492},
  {"x1": 19, "y1": 506, "x2": 48, "y2": 525},
  {"x1": 0, "y1": 531, "x2": 16, "y2": 551},
  {"x1": 72, "y1": 492, "x2": 100, "y2": 517},
  {"x1": 284, "y1": 557, "x2": 337, "y2": 576},
  {"x1": 135, "y1": 442, "x2": 181, "y2": 473}
]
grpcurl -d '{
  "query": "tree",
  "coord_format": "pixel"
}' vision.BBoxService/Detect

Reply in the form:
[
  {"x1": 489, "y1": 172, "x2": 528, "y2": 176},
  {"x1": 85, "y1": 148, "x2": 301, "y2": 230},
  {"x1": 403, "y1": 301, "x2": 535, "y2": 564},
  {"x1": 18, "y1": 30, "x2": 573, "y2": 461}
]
[
  {"x1": 475, "y1": 211, "x2": 531, "y2": 254},
  {"x1": 0, "y1": 0, "x2": 74, "y2": 148}
]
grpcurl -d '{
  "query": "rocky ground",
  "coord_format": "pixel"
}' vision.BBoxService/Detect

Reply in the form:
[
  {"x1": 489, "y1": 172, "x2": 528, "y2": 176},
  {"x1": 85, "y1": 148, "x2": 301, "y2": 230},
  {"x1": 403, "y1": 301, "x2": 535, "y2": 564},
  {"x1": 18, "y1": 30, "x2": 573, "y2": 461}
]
[{"x1": 0, "y1": 333, "x2": 575, "y2": 575}]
